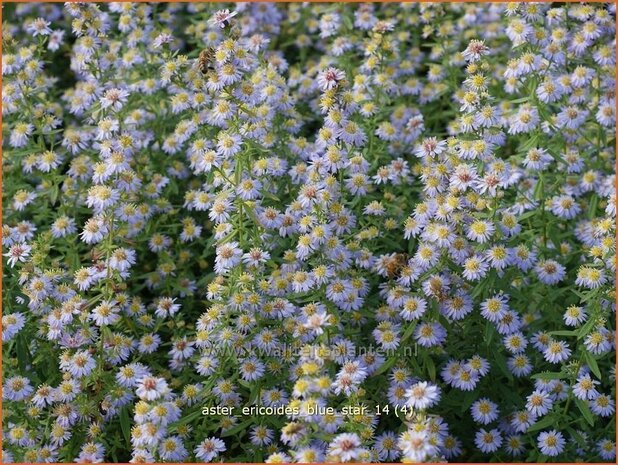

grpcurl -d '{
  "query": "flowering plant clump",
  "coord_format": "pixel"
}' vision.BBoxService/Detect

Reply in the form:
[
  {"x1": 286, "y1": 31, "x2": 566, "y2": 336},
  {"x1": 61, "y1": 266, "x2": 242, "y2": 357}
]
[{"x1": 2, "y1": 2, "x2": 616, "y2": 463}]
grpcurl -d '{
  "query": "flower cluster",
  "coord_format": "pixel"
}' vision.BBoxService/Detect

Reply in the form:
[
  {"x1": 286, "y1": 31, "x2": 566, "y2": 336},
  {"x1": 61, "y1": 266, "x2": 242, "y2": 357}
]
[{"x1": 2, "y1": 2, "x2": 615, "y2": 463}]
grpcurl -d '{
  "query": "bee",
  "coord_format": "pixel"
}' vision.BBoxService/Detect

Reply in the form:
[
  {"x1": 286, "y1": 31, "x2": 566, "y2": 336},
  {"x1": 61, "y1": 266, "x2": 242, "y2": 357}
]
[
  {"x1": 428, "y1": 276, "x2": 449, "y2": 302},
  {"x1": 98, "y1": 397, "x2": 111, "y2": 416},
  {"x1": 384, "y1": 253, "x2": 409, "y2": 279},
  {"x1": 197, "y1": 47, "x2": 216, "y2": 74}
]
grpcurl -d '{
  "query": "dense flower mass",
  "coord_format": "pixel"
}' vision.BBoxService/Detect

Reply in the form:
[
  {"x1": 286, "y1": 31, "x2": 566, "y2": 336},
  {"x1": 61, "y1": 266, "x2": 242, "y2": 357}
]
[{"x1": 2, "y1": 2, "x2": 616, "y2": 463}]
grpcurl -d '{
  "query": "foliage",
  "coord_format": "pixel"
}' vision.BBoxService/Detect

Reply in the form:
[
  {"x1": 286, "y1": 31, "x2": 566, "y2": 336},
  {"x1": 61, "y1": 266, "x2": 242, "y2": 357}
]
[{"x1": 2, "y1": 2, "x2": 616, "y2": 463}]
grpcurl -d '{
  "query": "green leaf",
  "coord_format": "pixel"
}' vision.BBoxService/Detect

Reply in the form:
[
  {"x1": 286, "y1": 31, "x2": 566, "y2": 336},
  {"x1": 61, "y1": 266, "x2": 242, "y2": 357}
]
[
  {"x1": 49, "y1": 184, "x2": 59, "y2": 205},
  {"x1": 171, "y1": 407, "x2": 203, "y2": 430},
  {"x1": 570, "y1": 288, "x2": 587, "y2": 300},
  {"x1": 584, "y1": 351, "x2": 602, "y2": 380},
  {"x1": 520, "y1": 132, "x2": 540, "y2": 152},
  {"x1": 221, "y1": 418, "x2": 253, "y2": 438},
  {"x1": 493, "y1": 350, "x2": 513, "y2": 381},
  {"x1": 566, "y1": 426, "x2": 587, "y2": 448},
  {"x1": 531, "y1": 371, "x2": 566, "y2": 380},
  {"x1": 484, "y1": 320, "x2": 495, "y2": 346},
  {"x1": 527, "y1": 415, "x2": 556, "y2": 433},
  {"x1": 471, "y1": 281, "x2": 486, "y2": 299},
  {"x1": 407, "y1": 238, "x2": 416, "y2": 255},
  {"x1": 119, "y1": 407, "x2": 131, "y2": 446},
  {"x1": 16, "y1": 333, "x2": 31, "y2": 372},
  {"x1": 517, "y1": 210, "x2": 537, "y2": 221},
  {"x1": 342, "y1": 12, "x2": 353, "y2": 31},
  {"x1": 262, "y1": 191, "x2": 281, "y2": 203},
  {"x1": 238, "y1": 379, "x2": 251, "y2": 390},
  {"x1": 577, "y1": 317, "x2": 597, "y2": 340},
  {"x1": 509, "y1": 96, "x2": 529, "y2": 104},
  {"x1": 575, "y1": 398, "x2": 594, "y2": 427},
  {"x1": 401, "y1": 322, "x2": 418, "y2": 343},
  {"x1": 548, "y1": 330, "x2": 577, "y2": 337},
  {"x1": 372, "y1": 356, "x2": 397, "y2": 378},
  {"x1": 460, "y1": 390, "x2": 478, "y2": 413},
  {"x1": 424, "y1": 353, "x2": 436, "y2": 382},
  {"x1": 588, "y1": 194, "x2": 599, "y2": 219},
  {"x1": 533, "y1": 177, "x2": 544, "y2": 201}
]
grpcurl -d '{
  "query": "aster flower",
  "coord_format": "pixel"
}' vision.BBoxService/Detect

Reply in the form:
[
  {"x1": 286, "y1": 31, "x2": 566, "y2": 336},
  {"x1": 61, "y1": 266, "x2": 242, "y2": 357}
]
[
  {"x1": 526, "y1": 389, "x2": 553, "y2": 416},
  {"x1": 214, "y1": 241, "x2": 242, "y2": 274},
  {"x1": 535, "y1": 260, "x2": 567, "y2": 285},
  {"x1": 563, "y1": 305, "x2": 587, "y2": 326},
  {"x1": 406, "y1": 381, "x2": 441, "y2": 410},
  {"x1": 328, "y1": 433, "x2": 365, "y2": 462},
  {"x1": 195, "y1": 437, "x2": 226, "y2": 462},
  {"x1": 463, "y1": 39, "x2": 490, "y2": 62},
  {"x1": 317, "y1": 67, "x2": 346, "y2": 91},
  {"x1": 210, "y1": 9, "x2": 237, "y2": 29},
  {"x1": 543, "y1": 340, "x2": 572, "y2": 363},
  {"x1": 474, "y1": 428, "x2": 502, "y2": 453},
  {"x1": 4, "y1": 243, "x2": 31, "y2": 267},
  {"x1": 100, "y1": 88, "x2": 130, "y2": 111},
  {"x1": 2, "y1": 4, "x2": 616, "y2": 462},
  {"x1": 26, "y1": 17, "x2": 52, "y2": 36},
  {"x1": 573, "y1": 374, "x2": 600, "y2": 400},
  {"x1": 90, "y1": 300, "x2": 120, "y2": 326},
  {"x1": 136, "y1": 376, "x2": 169, "y2": 401},
  {"x1": 537, "y1": 430, "x2": 565, "y2": 457}
]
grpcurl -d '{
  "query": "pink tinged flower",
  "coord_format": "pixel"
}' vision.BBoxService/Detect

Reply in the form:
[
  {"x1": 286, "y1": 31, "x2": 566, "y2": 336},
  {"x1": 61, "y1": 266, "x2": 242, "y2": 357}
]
[
  {"x1": 136, "y1": 376, "x2": 168, "y2": 401},
  {"x1": 62, "y1": 351, "x2": 96, "y2": 378},
  {"x1": 414, "y1": 137, "x2": 447, "y2": 159},
  {"x1": 27, "y1": 17, "x2": 52, "y2": 36},
  {"x1": 47, "y1": 30, "x2": 65, "y2": 51},
  {"x1": 405, "y1": 381, "x2": 441, "y2": 410},
  {"x1": 462, "y1": 39, "x2": 489, "y2": 62},
  {"x1": 210, "y1": 9, "x2": 238, "y2": 29},
  {"x1": 328, "y1": 433, "x2": 363, "y2": 462},
  {"x1": 100, "y1": 88, "x2": 130, "y2": 111},
  {"x1": 155, "y1": 297, "x2": 181, "y2": 319},
  {"x1": 303, "y1": 310, "x2": 332, "y2": 335},
  {"x1": 214, "y1": 241, "x2": 242, "y2": 274},
  {"x1": 153, "y1": 33, "x2": 174, "y2": 49},
  {"x1": 195, "y1": 437, "x2": 226, "y2": 461},
  {"x1": 317, "y1": 67, "x2": 346, "y2": 91},
  {"x1": 398, "y1": 429, "x2": 436, "y2": 462},
  {"x1": 4, "y1": 243, "x2": 31, "y2": 267}
]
